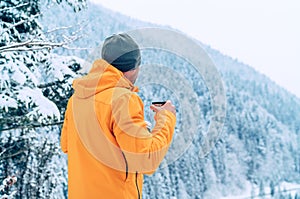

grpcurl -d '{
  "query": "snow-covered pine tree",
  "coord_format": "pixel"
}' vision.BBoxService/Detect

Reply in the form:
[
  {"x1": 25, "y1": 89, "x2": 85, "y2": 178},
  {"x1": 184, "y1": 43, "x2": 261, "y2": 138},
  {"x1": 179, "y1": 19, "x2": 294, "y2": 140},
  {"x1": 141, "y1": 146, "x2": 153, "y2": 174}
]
[{"x1": 0, "y1": 0, "x2": 86, "y2": 198}]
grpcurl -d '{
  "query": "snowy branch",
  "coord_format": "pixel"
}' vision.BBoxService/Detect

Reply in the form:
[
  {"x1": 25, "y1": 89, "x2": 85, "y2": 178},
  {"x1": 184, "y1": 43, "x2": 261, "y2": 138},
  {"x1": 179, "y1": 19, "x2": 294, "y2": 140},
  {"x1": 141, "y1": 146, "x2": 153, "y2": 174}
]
[
  {"x1": 0, "y1": 39, "x2": 79, "y2": 53},
  {"x1": 0, "y1": 121, "x2": 63, "y2": 132},
  {"x1": 0, "y1": 149, "x2": 6, "y2": 157},
  {"x1": 37, "y1": 79, "x2": 67, "y2": 88},
  {"x1": 0, "y1": 40, "x2": 61, "y2": 52},
  {"x1": 0, "y1": 3, "x2": 29, "y2": 12},
  {"x1": 0, "y1": 13, "x2": 41, "y2": 37}
]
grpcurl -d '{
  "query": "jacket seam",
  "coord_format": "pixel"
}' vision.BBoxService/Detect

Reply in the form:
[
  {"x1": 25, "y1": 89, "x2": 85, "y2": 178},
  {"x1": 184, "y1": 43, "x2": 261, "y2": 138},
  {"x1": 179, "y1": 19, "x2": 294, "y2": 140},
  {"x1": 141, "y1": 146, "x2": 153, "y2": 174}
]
[
  {"x1": 135, "y1": 171, "x2": 140, "y2": 199},
  {"x1": 121, "y1": 151, "x2": 128, "y2": 181}
]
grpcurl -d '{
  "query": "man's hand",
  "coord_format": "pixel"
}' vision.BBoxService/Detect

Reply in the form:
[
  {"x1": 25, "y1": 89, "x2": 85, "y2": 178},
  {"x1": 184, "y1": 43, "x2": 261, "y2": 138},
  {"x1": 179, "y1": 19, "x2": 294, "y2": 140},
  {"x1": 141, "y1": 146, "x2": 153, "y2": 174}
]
[{"x1": 150, "y1": 100, "x2": 176, "y2": 115}]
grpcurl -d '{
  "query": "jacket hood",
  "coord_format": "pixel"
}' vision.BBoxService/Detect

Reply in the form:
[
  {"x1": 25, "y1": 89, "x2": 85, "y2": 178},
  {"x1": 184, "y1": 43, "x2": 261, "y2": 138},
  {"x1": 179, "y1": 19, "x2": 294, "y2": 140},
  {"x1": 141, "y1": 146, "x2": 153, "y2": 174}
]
[{"x1": 73, "y1": 59, "x2": 138, "y2": 98}]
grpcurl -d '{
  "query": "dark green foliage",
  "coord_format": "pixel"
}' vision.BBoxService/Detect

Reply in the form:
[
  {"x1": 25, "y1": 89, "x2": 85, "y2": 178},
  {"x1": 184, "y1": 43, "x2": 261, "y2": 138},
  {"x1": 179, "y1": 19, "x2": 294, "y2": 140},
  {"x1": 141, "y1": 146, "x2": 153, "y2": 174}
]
[{"x1": 0, "y1": 0, "x2": 85, "y2": 198}]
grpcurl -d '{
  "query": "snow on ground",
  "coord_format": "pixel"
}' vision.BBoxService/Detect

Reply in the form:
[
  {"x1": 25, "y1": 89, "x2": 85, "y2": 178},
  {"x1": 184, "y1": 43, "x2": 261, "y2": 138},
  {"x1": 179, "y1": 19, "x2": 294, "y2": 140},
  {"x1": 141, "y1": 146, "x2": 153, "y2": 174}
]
[{"x1": 221, "y1": 181, "x2": 300, "y2": 199}]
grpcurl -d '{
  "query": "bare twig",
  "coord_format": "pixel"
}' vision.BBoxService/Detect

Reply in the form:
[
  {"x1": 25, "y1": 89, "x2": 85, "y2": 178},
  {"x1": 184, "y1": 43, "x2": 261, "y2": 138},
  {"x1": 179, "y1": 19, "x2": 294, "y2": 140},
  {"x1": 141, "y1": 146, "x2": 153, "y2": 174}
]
[
  {"x1": 70, "y1": 20, "x2": 89, "y2": 36},
  {"x1": 62, "y1": 34, "x2": 75, "y2": 43},
  {"x1": 0, "y1": 30, "x2": 84, "y2": 53},
  {"x1": 62, "y1": 46, "x2": 91, "y2": 51},
  {"x1": 0, "y1": 41, "x2": 63, "y2": 52},
  {"x1": 0, "y1": 39, "x2": 33, "y2": 49},
  {"x1": 0, "y1": 149, "x2": 6, "y2": 157},
  {"x1": 60, "y1": 34, "x2": 83, "y2": 46},
  {"x1": 45, "y1": 25, "x2": 75, "y2": 34},
  {"x1": 0, "y1": 3, "x2": 29, "y2": 12},
  {"x1": 0, "y1": 46, "x2": 53, "y2": 52},
  {"x1": 45, "y1": 19, "x2": 88, "y2": 36}
]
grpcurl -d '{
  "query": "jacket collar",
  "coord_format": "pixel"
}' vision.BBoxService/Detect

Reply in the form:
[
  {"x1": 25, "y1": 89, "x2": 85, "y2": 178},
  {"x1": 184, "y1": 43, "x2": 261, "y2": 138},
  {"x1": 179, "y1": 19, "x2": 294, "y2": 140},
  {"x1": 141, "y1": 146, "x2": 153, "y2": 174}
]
[{"x1": 73, "y1": 59, "x2": 138, "y2": 98}]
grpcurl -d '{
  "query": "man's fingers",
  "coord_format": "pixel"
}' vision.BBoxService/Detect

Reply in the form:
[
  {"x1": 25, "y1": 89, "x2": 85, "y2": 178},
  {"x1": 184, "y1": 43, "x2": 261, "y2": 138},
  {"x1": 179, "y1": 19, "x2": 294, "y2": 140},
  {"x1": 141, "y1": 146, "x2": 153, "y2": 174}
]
[
  {"x1": 150, "y1": 105, "x2": 159, "y2": 112},
  {"x1": 161, "y1": 100, "x2": 176, "y2": 115},
  {"x1": 150, "y1": 100, "x2": 176, "y2": 115},
  {"x1": 162, "y1": 100, "x2": 171, "y2": 107}
]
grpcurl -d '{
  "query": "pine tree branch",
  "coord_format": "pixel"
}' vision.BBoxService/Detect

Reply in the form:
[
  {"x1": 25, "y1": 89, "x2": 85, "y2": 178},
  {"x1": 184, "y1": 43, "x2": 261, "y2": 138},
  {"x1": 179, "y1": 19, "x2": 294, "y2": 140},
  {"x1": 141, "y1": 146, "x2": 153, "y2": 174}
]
[
  {"x1": 0, "y1": 121, "x2": 63, "y2": 132},
  {"x1": 0, "y1": 149, "x2": 27, "y2": 159},
  {"x1": 0, "y1": 13, "x2": 41, "y2": 37},
  {"x1": 0, "y1": 3, "x2": 29, "y2": 12},
  {"x1": 37, "y1": 79, "x2": 67, "y2": 88},
  {"x1": 0, "y1": 137, "x2": 35, "y2": 161}
]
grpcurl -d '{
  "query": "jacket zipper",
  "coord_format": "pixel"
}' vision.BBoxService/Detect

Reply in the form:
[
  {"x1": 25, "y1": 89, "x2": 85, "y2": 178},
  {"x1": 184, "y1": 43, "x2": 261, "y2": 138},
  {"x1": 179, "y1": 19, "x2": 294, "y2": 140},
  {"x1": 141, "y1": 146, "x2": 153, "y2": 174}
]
[{"x1": 135, "y1": 171, "x2": 140, "y2": 199}]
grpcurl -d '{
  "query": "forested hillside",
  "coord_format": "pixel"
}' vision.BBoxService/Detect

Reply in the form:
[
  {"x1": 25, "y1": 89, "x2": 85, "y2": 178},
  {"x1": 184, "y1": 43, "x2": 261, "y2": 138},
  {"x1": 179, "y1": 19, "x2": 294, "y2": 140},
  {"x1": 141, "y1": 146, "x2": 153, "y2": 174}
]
[
  {"x1": 0, "y1": 0, "x2": 86, "y2": 198},
  {"x1": 1, "y1": 1, "x2": 299, "y2": 198}
]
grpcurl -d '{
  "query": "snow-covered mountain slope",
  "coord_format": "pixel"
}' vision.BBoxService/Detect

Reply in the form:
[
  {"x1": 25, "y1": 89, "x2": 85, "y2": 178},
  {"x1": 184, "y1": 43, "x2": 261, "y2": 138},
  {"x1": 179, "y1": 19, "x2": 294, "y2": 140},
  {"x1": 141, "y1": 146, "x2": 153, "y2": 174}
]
[{"x1": 34, "y1": 1, "x2": 300, "y2": 198}]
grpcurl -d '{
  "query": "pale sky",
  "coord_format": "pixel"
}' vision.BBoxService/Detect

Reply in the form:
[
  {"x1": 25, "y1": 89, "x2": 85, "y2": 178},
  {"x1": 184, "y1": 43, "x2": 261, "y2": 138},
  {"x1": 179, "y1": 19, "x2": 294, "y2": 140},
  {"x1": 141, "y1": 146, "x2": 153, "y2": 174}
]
[{"x1": 91, "y1": 0, "x2": 300, "y2": 98}]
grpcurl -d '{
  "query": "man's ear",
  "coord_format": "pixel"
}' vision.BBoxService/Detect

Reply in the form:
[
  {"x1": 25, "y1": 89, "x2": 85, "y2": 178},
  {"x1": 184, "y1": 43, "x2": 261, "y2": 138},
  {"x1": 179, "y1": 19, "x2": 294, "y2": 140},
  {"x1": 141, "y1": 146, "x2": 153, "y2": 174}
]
[
  {"x1": 123, "y1": 70, "x2": 134, "y2": 81},
  {"x1": 123, "y1": 70, "x2": 133, "y2": 77},
  {"x1": 123, "y1": 67, "x2": 139, "y2": 84}
]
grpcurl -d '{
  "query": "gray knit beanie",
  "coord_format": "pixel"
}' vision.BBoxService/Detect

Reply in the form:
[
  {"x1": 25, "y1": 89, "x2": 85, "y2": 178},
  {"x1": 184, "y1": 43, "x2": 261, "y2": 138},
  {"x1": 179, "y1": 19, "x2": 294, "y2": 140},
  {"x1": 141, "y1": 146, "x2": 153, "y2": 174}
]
[{"x1": 101, "y1": 33, "x2": 141, "y2": 72}]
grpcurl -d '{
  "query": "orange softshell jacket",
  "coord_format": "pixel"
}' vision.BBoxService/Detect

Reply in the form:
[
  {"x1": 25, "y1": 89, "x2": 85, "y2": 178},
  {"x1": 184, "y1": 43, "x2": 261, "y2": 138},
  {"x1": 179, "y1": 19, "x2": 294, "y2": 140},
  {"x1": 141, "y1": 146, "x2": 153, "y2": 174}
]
[{"x1": 60, "y1": 59, "x2": 176, "y2": 199}]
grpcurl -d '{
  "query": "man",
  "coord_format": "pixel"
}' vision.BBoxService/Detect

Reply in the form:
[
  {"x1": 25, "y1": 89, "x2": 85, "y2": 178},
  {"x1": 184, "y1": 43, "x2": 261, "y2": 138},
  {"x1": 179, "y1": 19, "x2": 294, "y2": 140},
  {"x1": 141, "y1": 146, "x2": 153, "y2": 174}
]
[{"x1": 61, "y1": 33, "x2": 176, "y2": 199}]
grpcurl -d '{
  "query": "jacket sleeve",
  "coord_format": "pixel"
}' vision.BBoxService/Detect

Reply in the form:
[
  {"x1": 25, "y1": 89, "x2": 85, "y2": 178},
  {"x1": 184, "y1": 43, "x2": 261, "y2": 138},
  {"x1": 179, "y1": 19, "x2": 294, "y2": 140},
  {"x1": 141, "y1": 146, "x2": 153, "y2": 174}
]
[
  {"x1": 60, "y1": 105, "x2": 69, "y2": 153},
  {"x1": 112, "y1": 93, "x2": 176, "y2": 174}
]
